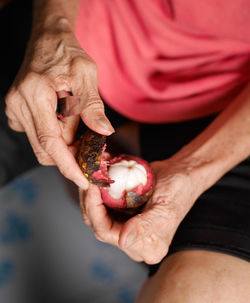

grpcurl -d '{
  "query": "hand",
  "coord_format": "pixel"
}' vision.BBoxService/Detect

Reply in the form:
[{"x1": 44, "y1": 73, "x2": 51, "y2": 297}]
[
  {"x1": 5, "y1": 26, "x2": 114, "y2": 189},
  {"x1": 79, "y1": 158, "x2": 201, "y2": 264}
]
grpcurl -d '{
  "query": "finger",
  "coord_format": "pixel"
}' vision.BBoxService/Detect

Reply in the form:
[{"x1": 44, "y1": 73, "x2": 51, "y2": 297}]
[
  {"x1": 25, "y1": 87, "x2": 88, "y2": 189},
  {"x1": 5, "y1": 103, "x2": 25, "y2": 132},
  {"x1": 6, "y1": 91, "x2": 55, "y2": 163},
  {"x1": 85, "y1": 184, "x2": 121, "y2": 246},
  {"x1": 59, "y1": 115, "x2": 80, "y2": 145},
  {"x1": 119, "y1": 206, "x2": 170, "y2": 264},
  {"x1": 57, "y1": 90, "x2": 71, "y2": 99},
  {"x1": 79, "y1": 188, "x2": 92, "y2": 227},
  {"x1": 39, "y1": 133, "x2": 88, "y2": 189},
  {"x1": 19, "y1": 101, "x2": 55, "y2": 166},
  {"x1": 69, "y1": 57, "x2": 115, "y2": 136},
  {"x1": 7, "y1": 117, "x2": 25, "y2": 132},
  {"x1": 80, "y1": 94, "x2": 115, "y2": 136},
  {"x1": 71, "y1": 80, "x2": 114, "y2": 135}
]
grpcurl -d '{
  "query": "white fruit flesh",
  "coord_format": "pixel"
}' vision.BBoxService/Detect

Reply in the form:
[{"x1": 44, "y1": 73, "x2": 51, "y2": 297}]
[{"x1": 107, "y1": 160, "x2": 147, "y2": 199}]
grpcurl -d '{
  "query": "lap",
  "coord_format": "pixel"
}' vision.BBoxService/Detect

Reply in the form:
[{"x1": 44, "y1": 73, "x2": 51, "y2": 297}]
[{"x1": 136, "y1": 249, "x2": 250, "y2": 303}]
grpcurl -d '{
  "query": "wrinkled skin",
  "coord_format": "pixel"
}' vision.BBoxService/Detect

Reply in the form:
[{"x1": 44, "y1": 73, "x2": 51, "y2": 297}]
[
  {"x1": 5, "y1": 23, "x2": 114, "y2": 189},
  {"x1": 79, "y1": 158, "x2": 201, "y2": 264}
]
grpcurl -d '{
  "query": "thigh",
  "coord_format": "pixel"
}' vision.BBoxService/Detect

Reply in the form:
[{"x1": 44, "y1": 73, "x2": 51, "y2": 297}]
[{"x1": 136, "y1": 250, "x2": 250, "y2": 303}]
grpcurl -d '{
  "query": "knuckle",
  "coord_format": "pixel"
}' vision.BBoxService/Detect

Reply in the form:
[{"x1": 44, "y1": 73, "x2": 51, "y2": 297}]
[
  {"x1": 143, "y1": 235, "x2": 169, "y2": 265},
  {"x1": 38, "y1": 134, "x2": 57, "y2": 154},
  {"x1": 131, "y1": 255, "x2": 144, "y2": 263},
  {"x1": 7, "y1": 119, "x2": 23, "y2": 132},
  {"x1": 94, "y1": 229, "x2": 105, "y2": 242},
  {"x1": 5, "y1": 103, "x2": 24, "y2": 132},
  {"x1": 73, "y1": 56, "x2": 98, "y2": 77},
  {"x1": 4, "y1": 107, "x2": 12, "y2": 119},
  {"x1": 5, "y1": 93, "x2": 12, "y2": 106},
  {"x1": 6, "y1": 72, "x2": 41, "y2": 103},
  {"x1": 5, "y1": 105, "x2": 15, "y2": 119},
  {"x1": 5, "y1": 90, "x2": 19, "y2": 109},
  {"x1": 144, "y1": 253, "x2": 164, "y2": 265},
  {"x1": 82, "y1": 214, "x2": 92, "y2": 227},
  {"x1": 7, "y1": 118, "x2": 14, "y2": 129},
  {"x1": 38, "y1": 158, "x2": 53, "y2": 166},
  {"x1": 85, "y1": 95, "x2": 104, "y2": 110},
  {"x1": 4, "y1": 103, "x2": 21, "y2": 128},
  {"x1": 21, "y1": 71, "x2": 40, "y2": 86},
  {"x1": 85, "y1": 59, "x2": 97, "y2": 75},
  {"x1": 35, "y1": 150, "x2": 53, "y2": 166},
  {"x1": 18, "y1": 72, "x2": 45, "y2": 97}
]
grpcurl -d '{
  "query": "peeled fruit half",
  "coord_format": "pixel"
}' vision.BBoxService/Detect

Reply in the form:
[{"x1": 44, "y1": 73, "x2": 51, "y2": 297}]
[
  {"x1": 77, "y1": 130, "x2": 155, "y2": 209},
  {"x1": 100, "y1": 154, "x2": 155, "y2": 209}
]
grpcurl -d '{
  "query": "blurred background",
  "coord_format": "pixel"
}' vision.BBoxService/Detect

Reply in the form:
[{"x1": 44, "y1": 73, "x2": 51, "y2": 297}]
[
  {"x1": 0, "y1": 166, "x2": 147, "y2": 303},
  {"x1": 0, "y1": 1, "x2": 147, "y2": 302}
]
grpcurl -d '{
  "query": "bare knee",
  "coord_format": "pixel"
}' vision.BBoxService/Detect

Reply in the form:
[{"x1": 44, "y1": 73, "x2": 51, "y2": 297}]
[{"x1": 136, "y1": 250, "x2": 250, "y2": 303}]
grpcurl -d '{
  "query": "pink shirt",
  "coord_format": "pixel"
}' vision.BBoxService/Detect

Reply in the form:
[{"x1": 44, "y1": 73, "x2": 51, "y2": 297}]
[{"x1": 76, "y1": 0, "x2": 250, "y2": 123}]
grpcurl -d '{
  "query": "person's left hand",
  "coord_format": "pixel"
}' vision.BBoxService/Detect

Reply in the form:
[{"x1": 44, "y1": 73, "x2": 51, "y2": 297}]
[{"x1": 79, "y1": 158, "x2": 202, "y2": 264}]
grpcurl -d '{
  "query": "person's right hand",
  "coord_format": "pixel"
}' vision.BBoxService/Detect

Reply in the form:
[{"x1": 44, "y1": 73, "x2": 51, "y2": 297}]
[{"x1": 5, "y1": 26, "x2": 114, "y2": 189}]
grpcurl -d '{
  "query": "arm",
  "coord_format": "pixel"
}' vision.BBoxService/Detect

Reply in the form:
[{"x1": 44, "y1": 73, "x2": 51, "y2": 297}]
[
  {"x1": 172, "y1": 83, "x2": 250, "y2": 194},
  {"x1": 79, "y1": 83, "x2": 250, "y2": 264},
  {"x1": 120, "y1": 82, "x2": 250, "y2": 263},
  {"x1": 5, "y1": 0, "x2": 114, "y2": 188}
]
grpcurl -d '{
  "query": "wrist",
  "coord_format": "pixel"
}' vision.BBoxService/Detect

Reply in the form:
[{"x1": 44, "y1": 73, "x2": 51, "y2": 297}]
[
  {"x1": 167, "y1": 85, "x2": 250, "y2": 195},
  {"x1": 31, "y1": 16, "x2": 74, "y2": 41},
  {"x1": 160, "y1": 155, "x2": 211, "y2": 201},
  {"x1": 32, "y1": 0, "x2": 82, "y2": 35},
  {"x1": 168, "y1": 130, "x2": 249, "y2": 197},
  {"x1": 166, "y1": 152, "x2": 218, "y2": 197}
]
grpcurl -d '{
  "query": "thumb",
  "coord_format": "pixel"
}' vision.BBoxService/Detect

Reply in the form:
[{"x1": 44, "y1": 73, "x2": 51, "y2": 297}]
[
  {"x1": 80, "y1": 92, "x2": 115, "y2": 136},
  {"x1": 118, "y1": 205, "x2": 171, "y2": 264},
  {"x1": 119, "y1": 211, "x2": 155, "y2": 250}
]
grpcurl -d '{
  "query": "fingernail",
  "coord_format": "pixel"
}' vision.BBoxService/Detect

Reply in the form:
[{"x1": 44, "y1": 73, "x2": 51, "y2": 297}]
[
  {"x1": 96, "y1": 117, "x2": 115, "y2": 134},
  {"x1": 125, "y1": 231, "x2": 137, "y2": 248}
]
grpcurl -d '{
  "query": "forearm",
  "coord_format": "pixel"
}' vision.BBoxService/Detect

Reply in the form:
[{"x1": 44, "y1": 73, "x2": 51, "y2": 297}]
[
  {"x1": 32, "y1": 0, "x2": 82, "y2": 34},
  {"x1": 170, "y1": 83, "x2": 250, "y2": 195}
]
